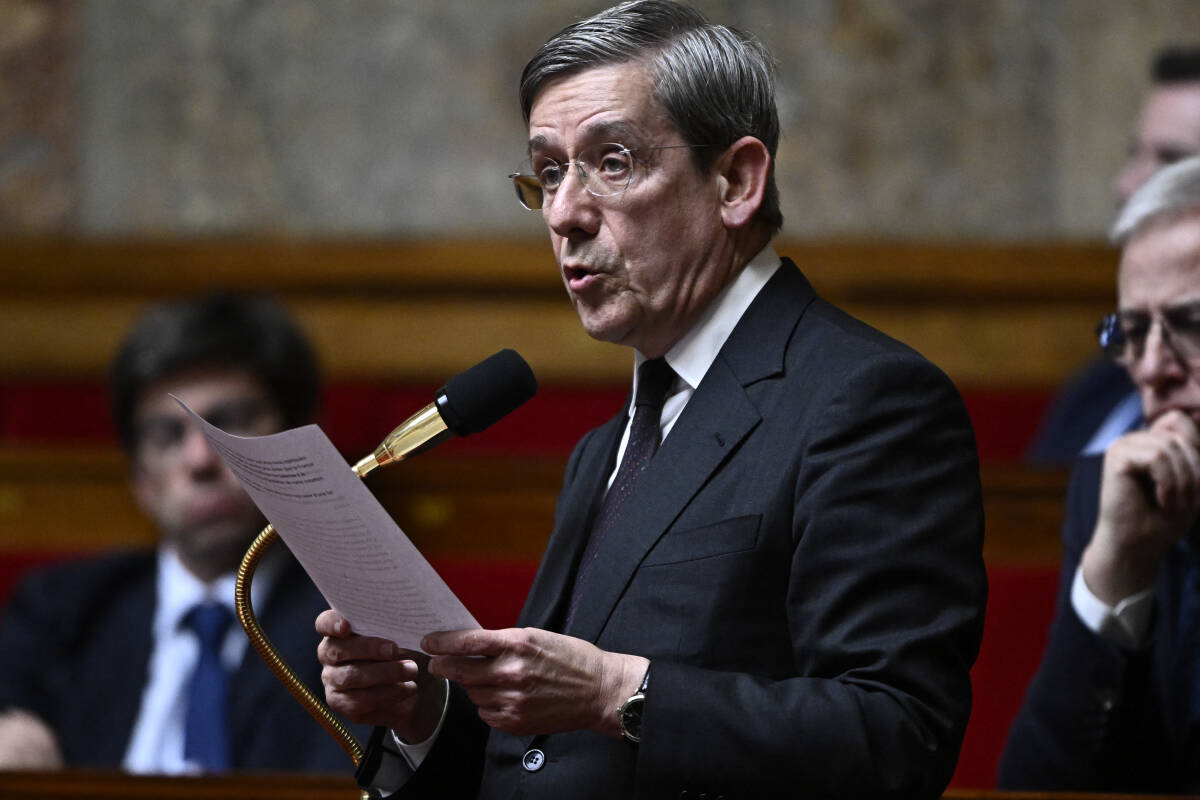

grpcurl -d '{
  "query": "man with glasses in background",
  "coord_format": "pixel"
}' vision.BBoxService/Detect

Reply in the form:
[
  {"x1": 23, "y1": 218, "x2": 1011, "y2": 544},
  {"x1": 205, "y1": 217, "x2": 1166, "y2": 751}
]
[
  {"x1": 1000, "y1": 156, "x2": 1200, "y2": 791},
  {"x1": 1029, "y1": 45, "x2": 1200, "y2": 466},
  {"x1": 317, "y1": 2, "x2": 987, "y2": 798},
  {"x1": 0, "y1": 292, "x2": 362, "y2": 773}
]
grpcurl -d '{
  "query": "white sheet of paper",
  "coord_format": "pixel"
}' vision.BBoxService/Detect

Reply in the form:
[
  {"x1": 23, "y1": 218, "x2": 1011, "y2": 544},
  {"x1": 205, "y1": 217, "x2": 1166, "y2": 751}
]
[{"x1": 175, "y1": 397, "x2": 479, "y2": 652}]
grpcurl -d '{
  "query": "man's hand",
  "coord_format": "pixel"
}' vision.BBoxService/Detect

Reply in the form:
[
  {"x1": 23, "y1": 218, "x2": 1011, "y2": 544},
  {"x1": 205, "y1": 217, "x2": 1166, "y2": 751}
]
[
  {"x1": 1082, "y1": 409, "x2": 1200, "y2": 604},
  {"x1": 0, "y1": 708, "x2": 63, "y2": 769},
  {"x1": 423, "y1": 627, "x2": 648, "y2": 738},
  {"x1": 316, "y1": 610, "x2": 446, "y2": 743}
]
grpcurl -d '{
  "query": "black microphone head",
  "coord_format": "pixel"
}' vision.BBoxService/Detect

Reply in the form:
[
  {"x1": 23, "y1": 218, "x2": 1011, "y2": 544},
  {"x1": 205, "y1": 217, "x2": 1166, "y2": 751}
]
[{"x1": 435, "y1": 349, "x2": 537, "y2": 436}]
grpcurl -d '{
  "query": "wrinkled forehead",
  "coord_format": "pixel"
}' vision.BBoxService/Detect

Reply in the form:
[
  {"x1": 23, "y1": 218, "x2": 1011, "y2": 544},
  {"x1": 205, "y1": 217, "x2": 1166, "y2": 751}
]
[{"x1": 526, "y1": 62, "x2": 670, "y2": 153}]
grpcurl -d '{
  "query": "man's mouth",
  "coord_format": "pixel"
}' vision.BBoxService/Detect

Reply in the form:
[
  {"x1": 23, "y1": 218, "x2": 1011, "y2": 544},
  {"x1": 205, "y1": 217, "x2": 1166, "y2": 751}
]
[
  {"x1": 564, "y1": 264, "x2": 597, "y2": 281},
  {"x1": 563, "y1": 264, "x2": 603, "y2": 290}
]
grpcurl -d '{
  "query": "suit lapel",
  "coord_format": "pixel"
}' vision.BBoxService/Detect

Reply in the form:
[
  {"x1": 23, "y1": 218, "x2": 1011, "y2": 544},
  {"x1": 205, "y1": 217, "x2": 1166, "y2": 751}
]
[
  {"x1": 519, "y1": 415, "x2": 626, "y2": 632},
  {"x1": 564, "y1": 261, "x2": 816, "y2": 643},
  {"x1": 563, "y1": 358, "x2": 762, "y2": 642},
  {"x1": 527, "y1": 260, "x2": 817, "y2": 643},
  {"x1": 91, "y1": 556, "x2": 156, "y2": 764}
]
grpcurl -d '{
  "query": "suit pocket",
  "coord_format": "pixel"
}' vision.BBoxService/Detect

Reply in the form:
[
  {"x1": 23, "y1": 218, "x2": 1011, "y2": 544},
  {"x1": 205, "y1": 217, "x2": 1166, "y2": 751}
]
[{"x1": 641, "y1": 514, "x2": 761, "y2": 566}]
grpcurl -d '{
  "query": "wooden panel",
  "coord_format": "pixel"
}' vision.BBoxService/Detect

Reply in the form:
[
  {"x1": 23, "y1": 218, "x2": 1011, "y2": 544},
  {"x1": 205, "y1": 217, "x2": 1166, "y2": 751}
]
[
  {"x1": 0, "y1": 769, "x2": 359, "y2": 800},
  {"x1": 0, "y1": 446, "x2": 1064, "y2": 565},
  {"x1": 0, "y1": 238, "x2": 1118, "y2": 387},
  {"x1": 0, "y1": 237, "x2": 1117, "y2": 299},
  {"x1": 0, "y1": 770, "x2": 1188, "y2": 800},
  {"x1": 0, "y1": 447, "x2": 560, "y2": 560}
]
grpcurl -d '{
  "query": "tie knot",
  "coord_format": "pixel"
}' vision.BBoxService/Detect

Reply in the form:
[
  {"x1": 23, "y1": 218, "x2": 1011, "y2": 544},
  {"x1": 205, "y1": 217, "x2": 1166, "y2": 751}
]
[
  {"x1": 185, "y1": 601, "x2": 234, "y2": 650},
  {"x1": 635, "y1": 358, "x2": 675, "y2": 410}
]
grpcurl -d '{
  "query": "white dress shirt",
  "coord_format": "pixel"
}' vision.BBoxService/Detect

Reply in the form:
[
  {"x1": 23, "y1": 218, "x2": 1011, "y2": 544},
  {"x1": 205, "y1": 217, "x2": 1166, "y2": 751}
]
[{"x1": 122, "y1": 545, "x2": 281, "y2": 774}]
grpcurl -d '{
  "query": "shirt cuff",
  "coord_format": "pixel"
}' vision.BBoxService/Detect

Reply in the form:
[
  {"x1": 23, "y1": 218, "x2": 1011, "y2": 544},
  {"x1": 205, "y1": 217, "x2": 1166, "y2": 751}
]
[
  {"x1": 391, "y1": 678, "x2": 450, "y2": 771},
  {"x1": 1070, "y1": 565, "x2": 1155, "y2": 650}
]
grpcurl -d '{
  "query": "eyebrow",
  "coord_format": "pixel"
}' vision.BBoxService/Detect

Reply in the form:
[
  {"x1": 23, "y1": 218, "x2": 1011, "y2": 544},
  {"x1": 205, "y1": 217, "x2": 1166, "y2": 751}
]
[
  {"x1": 528, "y1": 120, "x2": 646, "y2": 156},
  {"x1": 1119, "y1": 298, "x2": 1200, "y2": 314}
]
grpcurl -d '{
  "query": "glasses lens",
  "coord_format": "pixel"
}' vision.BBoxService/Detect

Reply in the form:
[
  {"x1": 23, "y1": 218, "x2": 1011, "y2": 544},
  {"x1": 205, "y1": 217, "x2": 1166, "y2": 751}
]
[
  {"x1": 582, "y1": 144, "x2": 634, "y2": 197},
  {"x1": 511, "y1": 174, "x2": 543, "y2": 211},
  {"x1": 1163, "y1": 302, "x2": 1200, "y2": 360},
  {"x1": 1096, "y1": 313, "x2": 1128, "y2": 360}
]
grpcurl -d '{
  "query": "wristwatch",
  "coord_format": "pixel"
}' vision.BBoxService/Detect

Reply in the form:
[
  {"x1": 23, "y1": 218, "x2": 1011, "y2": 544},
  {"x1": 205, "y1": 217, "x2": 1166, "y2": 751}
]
[{"x1": 618, "y1": 665, "x2": 651, "y2": 744}]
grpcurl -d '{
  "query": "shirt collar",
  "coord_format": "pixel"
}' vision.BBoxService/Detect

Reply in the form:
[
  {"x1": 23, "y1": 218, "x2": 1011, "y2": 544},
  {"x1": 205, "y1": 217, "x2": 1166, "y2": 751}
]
[
  {"x1": 155, "y1": 542, "x2": 282, "y2": 640},
  {"x1": 633, "y1": 244, "x2": 780, "y2": 393}
]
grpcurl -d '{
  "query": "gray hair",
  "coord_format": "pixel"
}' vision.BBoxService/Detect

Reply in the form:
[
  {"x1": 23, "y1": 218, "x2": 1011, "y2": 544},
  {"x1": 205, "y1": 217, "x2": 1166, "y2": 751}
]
[
  {"x1": 1111, "y1": 155, "x2": 1200, "y2": 243},
  {"x1": 519, "y1": 0, "x2": 783, "y2": 234}
]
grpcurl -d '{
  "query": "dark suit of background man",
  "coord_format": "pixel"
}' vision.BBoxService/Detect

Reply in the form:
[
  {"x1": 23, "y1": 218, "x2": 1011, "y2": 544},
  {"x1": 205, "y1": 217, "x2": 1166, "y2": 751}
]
[
  {"x1": 0, "y1": 292, "x2": 363, "y2": 773},
  {"x1": 318, "y1": 2, "x2": 988, "y2": 797},
  {"x1": 1028, "y1": 46, "x2": 1200, "y2": 466},
  {"x1": 1000, "y1": 156, "x2": 1200, "y2": 792}
]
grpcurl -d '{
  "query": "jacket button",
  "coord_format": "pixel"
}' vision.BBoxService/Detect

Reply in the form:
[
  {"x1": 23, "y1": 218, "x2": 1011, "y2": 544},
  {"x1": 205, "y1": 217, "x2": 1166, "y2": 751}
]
[{"x1": 522, "y1": 748, "x2": 546, "y2": 772}]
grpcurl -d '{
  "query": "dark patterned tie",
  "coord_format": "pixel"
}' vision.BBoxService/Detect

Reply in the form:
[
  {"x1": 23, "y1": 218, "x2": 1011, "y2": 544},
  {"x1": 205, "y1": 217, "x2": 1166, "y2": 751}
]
[
  {"x1": 183, "y1": 601, "x2": 234, "y2": 771},
  {"x1": 566, "y1": 358, "x2": 675, "y2": 628}
]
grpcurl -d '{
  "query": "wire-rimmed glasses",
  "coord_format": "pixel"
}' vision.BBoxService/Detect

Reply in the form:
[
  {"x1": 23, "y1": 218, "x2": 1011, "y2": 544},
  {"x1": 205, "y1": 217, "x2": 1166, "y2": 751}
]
[
  {"x1": 1096, "y1": 300, "x2": 1200, "y2": 365},
  {"x1": 508, "y1": 142, "x2": 707, "y2": 211}
]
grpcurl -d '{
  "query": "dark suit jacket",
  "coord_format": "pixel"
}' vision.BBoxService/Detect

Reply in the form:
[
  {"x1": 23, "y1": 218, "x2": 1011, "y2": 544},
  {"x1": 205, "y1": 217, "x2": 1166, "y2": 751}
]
[
  {"x1": 365, "y1": 260, "x2": 987, "y2": 799},
  {"x1": 998, "y1": 455, "x2": 1200, "y2": 792},
  {"x1": 0, "y1": 546, "x2": 362, "y2": 773},
  {"x1": 1026, "y1": 357, "x2": 1136, "y2": 466}
]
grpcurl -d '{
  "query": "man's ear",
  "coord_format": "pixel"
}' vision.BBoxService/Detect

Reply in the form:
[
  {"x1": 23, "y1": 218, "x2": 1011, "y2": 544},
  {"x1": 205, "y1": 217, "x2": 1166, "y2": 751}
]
[
  {"x1": 129, "y1": 463, "x2": 156, "y2": 518},
  {"x1": 715, "y1": 136, "x2": 770, "y2": 229}
]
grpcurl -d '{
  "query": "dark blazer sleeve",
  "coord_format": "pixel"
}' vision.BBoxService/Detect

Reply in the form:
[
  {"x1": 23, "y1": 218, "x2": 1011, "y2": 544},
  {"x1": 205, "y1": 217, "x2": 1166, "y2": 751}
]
[
  {"x1": 997, "y1": 456, "x2": 1172, "y2": 791},
  {"x1": 0, "y1": 552, "x2": 155, "y2": 767},
  {"x1": 360, "y1": 433, "x2": 602, "y2": 798},
  {"x1": 367, "y1": 264, "x2": 988, "y2": 799}
]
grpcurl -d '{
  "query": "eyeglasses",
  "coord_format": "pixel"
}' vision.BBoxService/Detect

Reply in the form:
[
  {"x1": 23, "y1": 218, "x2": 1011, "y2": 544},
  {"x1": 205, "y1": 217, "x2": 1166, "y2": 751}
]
[
  {"x1": 135, "y1": 397, "x2": 274, "y2": 462},
  {"x1": 1096, "y1": 300, "x2": 1200, "y2": 365},
  {"x1": 508, "y1": 142, "x2": 707, "y2": 211}
]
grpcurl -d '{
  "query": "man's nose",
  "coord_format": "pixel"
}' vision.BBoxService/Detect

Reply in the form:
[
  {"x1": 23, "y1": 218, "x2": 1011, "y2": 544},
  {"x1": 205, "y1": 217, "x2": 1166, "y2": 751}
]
[
  {"x1": 545, "y1": 166, "x2": 600, "y2": 237},
  {"x1": 1132, "y1": 320, "x2": 1187, "y2": 391}
]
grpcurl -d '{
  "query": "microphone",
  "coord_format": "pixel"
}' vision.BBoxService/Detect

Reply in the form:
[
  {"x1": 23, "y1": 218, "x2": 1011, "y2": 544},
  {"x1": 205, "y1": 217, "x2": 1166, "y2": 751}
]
[{"x1": 352, "y1": 349, "x2": 537, "y2": 476}]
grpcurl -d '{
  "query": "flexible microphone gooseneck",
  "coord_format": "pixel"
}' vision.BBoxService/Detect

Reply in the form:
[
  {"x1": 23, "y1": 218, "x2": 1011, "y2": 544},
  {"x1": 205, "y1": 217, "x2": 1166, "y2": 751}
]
[
  {"x1": 353, "y1": 348, "x2": 538, "y2": 476},
  {"x1": 237, "y1": 349, "x2": 537, "y2": 779}
]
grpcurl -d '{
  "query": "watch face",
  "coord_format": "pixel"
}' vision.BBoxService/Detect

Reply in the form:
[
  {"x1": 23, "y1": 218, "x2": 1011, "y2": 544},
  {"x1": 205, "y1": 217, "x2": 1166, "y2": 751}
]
[{"x1": 620, "y1": 695, "x2": 644, "y2": 743}]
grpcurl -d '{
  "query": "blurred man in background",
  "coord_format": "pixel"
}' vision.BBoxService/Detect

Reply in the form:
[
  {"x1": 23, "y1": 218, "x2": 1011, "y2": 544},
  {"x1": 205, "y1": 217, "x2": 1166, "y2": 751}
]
[{"x1": 0, "y1": 292, "x2": 361, "y2": 773}]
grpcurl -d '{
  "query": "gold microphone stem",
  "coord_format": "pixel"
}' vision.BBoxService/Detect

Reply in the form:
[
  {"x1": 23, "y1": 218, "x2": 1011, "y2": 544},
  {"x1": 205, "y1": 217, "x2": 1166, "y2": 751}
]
[
  {"x1": 237, "y1": 406, "x2": 451, "y2": 795},
  {"x1": 235, "y1": 525, "x2": 367, "y2": 778}
]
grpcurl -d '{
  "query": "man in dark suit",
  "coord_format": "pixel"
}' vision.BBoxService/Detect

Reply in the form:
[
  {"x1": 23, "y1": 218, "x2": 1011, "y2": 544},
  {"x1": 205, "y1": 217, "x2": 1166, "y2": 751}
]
[
  {"x1": 1000, "y1": 157, "x2": 1200, "y2": 791},
  {"x1": 317, "y1": 2, "x2": 987, "y2": 797},
  {"x1": 0, "y1": 292, "x2": 360, "y2": 773}
]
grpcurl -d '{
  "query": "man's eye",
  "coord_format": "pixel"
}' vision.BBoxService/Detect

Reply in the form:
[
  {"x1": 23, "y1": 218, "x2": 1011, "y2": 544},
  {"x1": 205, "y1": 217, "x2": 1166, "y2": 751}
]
[
  {"x1": 536, "y1": 163, "x2": 564, "y2": 188},
  {"x1": 1120, "y1": 318, "x2": 1150, "y2": 341},
  {"x1": 206, "y1": 400, "x2": 268, "y2": 435},
  {"x1": 596, "y1": 151, "x2": 631, "y2": 175},
  {"x1": 1168, "y1": 305, "x2": 1200, "y2": 332},
  {"x1": 139, "y1": 419, "x2": 185, "y2": 451}
]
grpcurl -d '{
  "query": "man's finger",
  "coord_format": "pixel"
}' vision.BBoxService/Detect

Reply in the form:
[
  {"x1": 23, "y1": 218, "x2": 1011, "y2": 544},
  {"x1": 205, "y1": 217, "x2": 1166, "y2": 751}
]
[
  {"x1": 423, "y1": 628, "x2": 512, "y2": 657},
  {"x1": 315, "y1": 609, "x2": 351, "y2": 637}
]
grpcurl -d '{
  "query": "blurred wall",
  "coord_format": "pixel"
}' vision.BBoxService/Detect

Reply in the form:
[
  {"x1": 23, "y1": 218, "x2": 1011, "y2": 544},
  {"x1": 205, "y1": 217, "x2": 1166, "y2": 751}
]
[{"x1": 3, "y1": 0, "x2": 1200, "y2": 240}]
